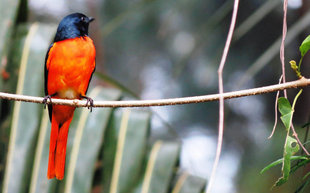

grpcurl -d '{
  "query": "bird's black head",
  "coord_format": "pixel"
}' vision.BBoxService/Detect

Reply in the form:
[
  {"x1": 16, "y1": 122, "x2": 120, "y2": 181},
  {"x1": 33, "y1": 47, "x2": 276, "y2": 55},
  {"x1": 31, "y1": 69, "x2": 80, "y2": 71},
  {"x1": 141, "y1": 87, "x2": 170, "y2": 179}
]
[{"x1": 54, "y1": 13, "x2": 94, "y2": 42}]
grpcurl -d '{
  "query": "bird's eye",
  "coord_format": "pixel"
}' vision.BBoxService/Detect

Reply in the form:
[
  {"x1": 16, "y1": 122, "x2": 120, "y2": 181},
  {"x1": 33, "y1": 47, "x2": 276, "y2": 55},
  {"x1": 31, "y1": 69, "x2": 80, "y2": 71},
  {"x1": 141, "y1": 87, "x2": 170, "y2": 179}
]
[{"x1": 81, "y1": 17, "x2": 85, "y2": 22}]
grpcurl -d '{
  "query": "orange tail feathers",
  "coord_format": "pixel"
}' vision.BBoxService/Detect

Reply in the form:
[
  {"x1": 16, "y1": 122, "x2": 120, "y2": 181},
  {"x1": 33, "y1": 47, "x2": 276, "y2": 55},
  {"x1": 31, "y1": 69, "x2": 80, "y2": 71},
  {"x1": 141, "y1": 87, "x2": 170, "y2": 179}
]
[
  {"x1": 47, "y1": 115, "x2": 58, "y2": 179},
  {"x1": 47, "y1": 107, "x2": 74, "y2": 180}
]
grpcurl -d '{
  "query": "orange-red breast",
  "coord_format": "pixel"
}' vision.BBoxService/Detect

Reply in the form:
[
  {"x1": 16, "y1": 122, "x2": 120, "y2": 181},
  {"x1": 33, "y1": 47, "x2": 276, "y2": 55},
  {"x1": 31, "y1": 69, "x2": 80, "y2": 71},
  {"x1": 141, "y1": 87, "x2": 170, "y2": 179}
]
[{"x1": 44, "y1": 13, "x2": 96, "y2": 180}]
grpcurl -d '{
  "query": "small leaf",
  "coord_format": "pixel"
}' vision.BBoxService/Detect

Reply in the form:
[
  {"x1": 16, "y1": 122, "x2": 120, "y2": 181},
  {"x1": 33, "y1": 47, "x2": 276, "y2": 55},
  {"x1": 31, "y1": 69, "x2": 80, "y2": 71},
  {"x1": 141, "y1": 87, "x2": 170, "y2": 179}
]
[
  {"x1": 290, "y1": 158, "x2": 310, "y2": 174},
  {"x1": 275, "y1": 136, "x2": 300, "y2": 186},
  {"x1": 261, "y1": 156, "x2": 308, "y2": 174},
  {"x1": 302, "y1": 122, "x2": 310, "y2": 128},
  {"x1": 303, "y1": 172, "x2": 310, "y2": 181},
  {"x1": 278, "y1": 97, "x2": 292, "y2": 115},
  {"x1": 290, "y1": 60, "x2": 298, "y2": 71},
  {"x1": 300, "y1": 35, "x2": 310, "y2": 57},
  {"x1": 278, "y1": 97, "x2": 293, "y2": 130},
  {"x1": 280, "y1": 113, "x2": 293, "y2": 130}
]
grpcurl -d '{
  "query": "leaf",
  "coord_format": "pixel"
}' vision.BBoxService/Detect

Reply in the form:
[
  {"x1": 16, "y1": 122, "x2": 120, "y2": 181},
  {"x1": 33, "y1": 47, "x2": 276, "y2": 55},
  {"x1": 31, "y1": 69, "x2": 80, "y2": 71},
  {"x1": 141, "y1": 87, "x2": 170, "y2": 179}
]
[
  {"x1": 63, "y1": 87, "x2": 121, "y2": 193},
  {"x1": 260, "y1": 156, "x2": 308, "y2": 174},
  {"x1": 275, "y1": 136, "x2": 300, "y2": 186},
  {"x1": 0, "y1": 0, "x2": 22, "y2": 70},
  {"x1": 134, "y1": 141, "x2": 180, "y2": 193},
  {"x1": 302, "y1": 122, "x2": 310, "y2": 128},
  {"x1": 5, "y1": 24, "x2": 29, "y2": 92},
  {"x1": 300, "y1": 35, "x2": 310, "y2": 57},
  {"x1": 290, "y1": 158, "x2": 310, "y2": 174},
  {"x1": 303, "y1": 172, "x2": 310, "y2": 181},
  {"x1": 280, "y1": 113, "x2": 293, "y2": 130},
  {"x1": 102, "y1": 108, "x2": 151, "y2": 193},
  {"x1": 278, "y1": 97, "x2": 293, "y2": 130},
  {"x1": 2, "y1": 23, "x2": 55, "y2": 193},
  {"x1": 29, "y1": 109, "x2": 57, "y2": 193},
  {"x1": 278, "y1": 97, "x2": 292, "y2": 115},
  {"x1": 171, "y1": 172, "x2": 206, "y2": 193}
]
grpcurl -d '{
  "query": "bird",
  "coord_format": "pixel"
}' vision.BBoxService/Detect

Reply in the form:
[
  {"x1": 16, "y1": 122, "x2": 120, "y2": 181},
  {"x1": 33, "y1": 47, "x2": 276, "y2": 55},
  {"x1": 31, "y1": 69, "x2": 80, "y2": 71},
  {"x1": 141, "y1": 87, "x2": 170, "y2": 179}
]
[{"x1": 43, "y1": 13, "x2": 96, "y2": 180}]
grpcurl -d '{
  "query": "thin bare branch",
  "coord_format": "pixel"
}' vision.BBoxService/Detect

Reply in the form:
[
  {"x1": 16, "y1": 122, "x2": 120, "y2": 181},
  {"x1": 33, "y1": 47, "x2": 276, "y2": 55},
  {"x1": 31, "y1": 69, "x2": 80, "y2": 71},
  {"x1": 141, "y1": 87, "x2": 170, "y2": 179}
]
[
  {"x1": 290, "y1": 89, "x2": 309, "y2": 155},
  {"x1": 0, "y1": 78, "x2": 309, "y2": 108},
  {"x1": 291, "y1": 124, "x2": 310, "y2": 155},
  {"x1": 280, "y1": 0, "x2": 288, "y2": 98},
  {"x1": 206, "y1": 0, "x2": 239, "y2": 193},
  {"x1": 268, "y1": 75, "x2": 283, "y2": 139}
]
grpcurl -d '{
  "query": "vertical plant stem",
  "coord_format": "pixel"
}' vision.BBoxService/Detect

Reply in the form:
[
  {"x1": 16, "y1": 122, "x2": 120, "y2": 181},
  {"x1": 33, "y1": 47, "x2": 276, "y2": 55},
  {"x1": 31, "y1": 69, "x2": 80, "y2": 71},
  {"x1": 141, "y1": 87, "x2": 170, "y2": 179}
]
[
  {"x1": 206, "y1": 0, "x2": 239, "y2": 192},
  {"x1": 280, "y1": 0, "x2": 288, "y2": 98},
  {"x1": 290, "y1": 89, "x2": 309, "y2": 155},
  {"x1": 269, "y1": 75, "x2": 283, "y2": 139}
]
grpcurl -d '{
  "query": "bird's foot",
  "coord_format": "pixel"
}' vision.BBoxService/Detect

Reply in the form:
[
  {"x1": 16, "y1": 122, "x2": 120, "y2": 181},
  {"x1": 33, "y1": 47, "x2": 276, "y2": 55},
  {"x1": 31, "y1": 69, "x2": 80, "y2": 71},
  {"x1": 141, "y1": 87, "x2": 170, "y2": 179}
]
[
  {"x1": 43, "y1": 95, "x2": 53, "y2": 109},
  {"x1": 81, "y1": 95, "x2": 94, "y2": 112}
]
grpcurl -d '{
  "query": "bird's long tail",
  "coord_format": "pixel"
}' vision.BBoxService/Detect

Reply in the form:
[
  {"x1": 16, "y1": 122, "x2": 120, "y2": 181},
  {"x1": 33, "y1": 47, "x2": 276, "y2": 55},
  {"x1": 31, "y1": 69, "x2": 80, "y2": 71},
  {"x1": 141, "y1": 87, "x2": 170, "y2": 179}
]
[{"x1": 47, "y1": 107, "x2": 74, "y2": 180}]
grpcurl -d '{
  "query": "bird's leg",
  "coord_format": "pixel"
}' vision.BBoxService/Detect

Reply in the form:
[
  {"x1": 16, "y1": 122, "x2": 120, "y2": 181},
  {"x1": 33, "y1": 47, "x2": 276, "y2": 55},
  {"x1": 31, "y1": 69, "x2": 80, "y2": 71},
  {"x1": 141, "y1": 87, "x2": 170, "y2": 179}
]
[
  {"x1": 43, "y1": 93, "x2": 56, "y2": 108},
  {"x1": 80, "y1": 95, "x2": 94, "y2": 112}
]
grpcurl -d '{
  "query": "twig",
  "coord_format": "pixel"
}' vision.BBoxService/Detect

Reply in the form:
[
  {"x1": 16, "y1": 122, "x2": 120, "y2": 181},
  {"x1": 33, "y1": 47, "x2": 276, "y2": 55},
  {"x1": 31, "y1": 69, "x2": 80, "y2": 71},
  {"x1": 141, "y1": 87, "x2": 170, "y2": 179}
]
[
  {"x1": 291, "y1": 124, "x2": 309, "y2": 155},
  {"x1": 290, "y1": 89, "x2": 309, "y2": 155},
  {"x1": 206, "y1": 0, "x2": 239, "y2": 193},
  {"x1": 0, "y1": 78, "x2": 309, "y2": 108},
  {"x1": 268, "y1": 75, "x2": 283, "y2": 139},
  {"x1": 280, "y1": 0, "x2": 288, "y2": 98}
]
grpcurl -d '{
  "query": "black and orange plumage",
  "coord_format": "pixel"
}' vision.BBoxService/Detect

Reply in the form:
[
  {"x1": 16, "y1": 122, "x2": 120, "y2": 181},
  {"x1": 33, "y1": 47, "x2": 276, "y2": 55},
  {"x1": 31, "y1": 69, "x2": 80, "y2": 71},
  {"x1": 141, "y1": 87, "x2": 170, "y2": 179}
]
[{"x1": 44, "y1": 13, "x2": 96, "y2": 180}]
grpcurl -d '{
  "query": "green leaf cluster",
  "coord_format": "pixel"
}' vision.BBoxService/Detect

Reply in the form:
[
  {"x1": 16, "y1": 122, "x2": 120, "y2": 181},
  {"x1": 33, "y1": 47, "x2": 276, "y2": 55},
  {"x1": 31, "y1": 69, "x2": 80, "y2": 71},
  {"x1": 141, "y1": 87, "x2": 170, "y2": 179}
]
[
  {"x1": 291, "y1": 34, "x2": 310, "y2": 78},
  {"x1": 262, "y1": 89, "x2": 310, "y2": 191}
]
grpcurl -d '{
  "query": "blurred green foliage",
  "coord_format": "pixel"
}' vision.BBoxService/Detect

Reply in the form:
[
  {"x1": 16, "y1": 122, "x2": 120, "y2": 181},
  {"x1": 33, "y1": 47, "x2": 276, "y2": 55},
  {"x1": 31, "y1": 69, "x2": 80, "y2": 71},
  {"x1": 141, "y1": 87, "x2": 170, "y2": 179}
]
[
  {"x1": 1, "y1": 0, "x2": 310, "y2": 192},
  {"x1": 0, "y1": 1, "x2": 206, "y2": 193}
]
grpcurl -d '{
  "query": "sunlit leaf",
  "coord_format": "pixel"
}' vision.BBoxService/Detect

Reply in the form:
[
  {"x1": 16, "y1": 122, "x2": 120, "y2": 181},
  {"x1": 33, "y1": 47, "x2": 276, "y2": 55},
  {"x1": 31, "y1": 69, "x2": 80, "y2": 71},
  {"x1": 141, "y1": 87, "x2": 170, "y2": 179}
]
[{"x1": 300, "y1": 35, "x2": 310, "y2": 57}]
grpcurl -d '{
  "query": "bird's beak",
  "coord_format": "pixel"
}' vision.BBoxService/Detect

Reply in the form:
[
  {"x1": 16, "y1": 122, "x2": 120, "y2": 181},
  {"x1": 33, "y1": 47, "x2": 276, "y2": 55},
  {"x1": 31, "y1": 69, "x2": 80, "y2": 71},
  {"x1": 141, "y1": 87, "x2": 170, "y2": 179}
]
[{"x1": 88, "y1": 17, "x2": 95, "y2": 23}]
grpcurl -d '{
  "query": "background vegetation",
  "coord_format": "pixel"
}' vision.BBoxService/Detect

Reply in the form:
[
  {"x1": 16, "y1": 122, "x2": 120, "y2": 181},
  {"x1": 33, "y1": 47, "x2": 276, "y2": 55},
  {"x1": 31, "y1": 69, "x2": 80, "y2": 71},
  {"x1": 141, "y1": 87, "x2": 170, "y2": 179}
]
[{"x1": 0, "y1": 0, "x2": 310, "y2": 192}]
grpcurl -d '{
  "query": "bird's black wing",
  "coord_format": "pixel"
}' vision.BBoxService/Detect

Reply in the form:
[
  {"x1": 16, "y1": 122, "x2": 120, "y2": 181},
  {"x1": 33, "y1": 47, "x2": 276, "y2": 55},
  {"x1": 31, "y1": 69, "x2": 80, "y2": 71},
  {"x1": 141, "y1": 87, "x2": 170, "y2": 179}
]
[
  {"x1": 85, "y1": 59, "x2": 96, "y2": 95},
  {"x1": 45, "y1": 43, "x2": 54, "y2": 121}
]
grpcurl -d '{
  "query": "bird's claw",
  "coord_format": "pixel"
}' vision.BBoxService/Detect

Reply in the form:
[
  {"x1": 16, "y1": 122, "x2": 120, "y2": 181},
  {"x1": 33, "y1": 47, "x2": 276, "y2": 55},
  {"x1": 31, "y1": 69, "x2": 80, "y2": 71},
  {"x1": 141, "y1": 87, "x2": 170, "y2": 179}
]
[
  {"x1": 82, "y1": 96, "x2": 94, "y2": 112},
  {"x1": 43, "y1": 95, "x2": 52, "y2": 109}
]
